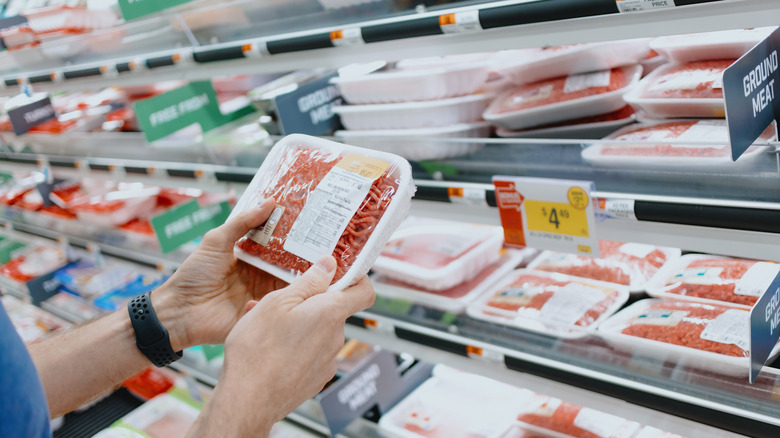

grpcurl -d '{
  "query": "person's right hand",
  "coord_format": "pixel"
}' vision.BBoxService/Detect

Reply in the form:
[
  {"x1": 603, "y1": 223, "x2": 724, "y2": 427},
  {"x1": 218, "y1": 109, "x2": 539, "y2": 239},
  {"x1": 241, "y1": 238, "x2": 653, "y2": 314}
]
[{"x1": 187, "y1": 255, "x2": 375, "y2": 437}]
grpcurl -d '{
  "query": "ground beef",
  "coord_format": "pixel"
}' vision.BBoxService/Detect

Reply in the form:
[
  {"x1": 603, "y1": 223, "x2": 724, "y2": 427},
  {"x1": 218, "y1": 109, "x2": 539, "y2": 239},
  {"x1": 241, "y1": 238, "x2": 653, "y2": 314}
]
[
  {"x1": 642, "y1": 60, "x2": 733, "y2": 99},
  {"x1": 662, "y1": 258, "x2": 768, "y2": 306}
]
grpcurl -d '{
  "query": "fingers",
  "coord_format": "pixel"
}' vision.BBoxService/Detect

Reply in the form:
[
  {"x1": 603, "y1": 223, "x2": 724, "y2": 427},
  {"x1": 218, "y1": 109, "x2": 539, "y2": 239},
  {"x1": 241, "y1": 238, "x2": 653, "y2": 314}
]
[
  {"x1": 201, "y1": 198, "x2": 276, "y2": 252},
  {"x1": 335, "y1": 276, "x2": 376, "y2": 317},
  {"x1": 283, "y1": 255, "x2": 337, "y2": 302}
]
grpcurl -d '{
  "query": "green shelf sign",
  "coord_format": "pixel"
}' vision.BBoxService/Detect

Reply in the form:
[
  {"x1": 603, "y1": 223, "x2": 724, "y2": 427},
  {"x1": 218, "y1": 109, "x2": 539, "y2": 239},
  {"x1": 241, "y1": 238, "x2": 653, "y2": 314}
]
[
  {"x1": 151, "y1": 200, "x2": 231, "y2": 253},
  {"x1": 118, "y1": 0, "x2": 194, "y2": 21}
]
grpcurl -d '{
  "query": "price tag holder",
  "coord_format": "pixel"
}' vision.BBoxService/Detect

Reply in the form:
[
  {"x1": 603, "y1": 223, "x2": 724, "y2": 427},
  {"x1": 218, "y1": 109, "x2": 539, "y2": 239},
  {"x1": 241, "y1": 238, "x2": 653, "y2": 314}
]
[
  {"x1": 439, "y1": 10, "x2": 482, "y2": 34},
  {"x1": 723, "y1": 27, "x2": 780, "y2": 161},
  {"x1": 330, "y1": 28, "x2": 364, "y2": 47},
  {"x1": 448, "y1": 186, "x2": 488, "y2": 207},
  {"x1": 27, "y1": 261, "x2": 78, "y2": 306},
  {"x1": 493, "y1": 176, "x2": 599, "y2": 257},
  {"x1": 750, "y1": 272, "x2": 780, "y2": 383},
  {"x1": 615, "y1": 0, "x2": 675, "y2": 13}
]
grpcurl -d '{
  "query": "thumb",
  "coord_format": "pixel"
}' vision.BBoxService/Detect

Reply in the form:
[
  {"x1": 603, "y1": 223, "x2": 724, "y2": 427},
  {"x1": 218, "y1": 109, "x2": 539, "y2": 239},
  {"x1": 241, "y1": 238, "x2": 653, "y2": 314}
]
[{"x1": 284, "y1": 255, "x2": 337, "y2": 302}]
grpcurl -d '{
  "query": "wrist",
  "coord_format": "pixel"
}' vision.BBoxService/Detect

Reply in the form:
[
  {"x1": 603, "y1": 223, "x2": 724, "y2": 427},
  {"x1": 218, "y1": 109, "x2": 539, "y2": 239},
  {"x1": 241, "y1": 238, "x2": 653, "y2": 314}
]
[{"x1": 149, "y1": 284, "x2": 188, "y2": 352}]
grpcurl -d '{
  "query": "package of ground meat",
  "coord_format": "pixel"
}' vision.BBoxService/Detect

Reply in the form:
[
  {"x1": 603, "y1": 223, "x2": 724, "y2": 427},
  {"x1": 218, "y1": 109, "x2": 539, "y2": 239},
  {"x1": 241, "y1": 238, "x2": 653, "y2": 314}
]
[
  {"x1": 598, "y1": 299, "x2": 780, "y2": 376},
  {"x1": 645, "y1": 254, "x2": 780, "y2": 308},
  {"x1": 373, "y1": 248, "x2": 536, "y2": 313},
  {"x1": 650, "y1": 27, "x2": 775, "y2": 63},
  {"x1": 232, "y1": 134, "x2": 414, "y2": 291},
  {"x1": 68, "y1": 183, "x2": 160, "y2": 227},
  {"x1": 483, "y1": 65, "x2": 641, "y2": 130},
  {"x1": 623, "y1": 60, "x2": 734, "y2": 118},
  {"x1": 467, "y1": 270, "x2": 629, "y2": 338},
  {"x1": 582, "y1": 119, "x2": 776, "y2": 169},
  {"x1": 0, "y1": 243, "x2": 69, "y2": 283},
  {"x1": 516, "y1": 394, "x2": 641, "y2": 438},
  {"x1": 372, "y1": 216, "x2": 507, "y2": 291},
  {"x1": 378, "y1": 364, "x2": 535, "y2": 438},
  {"x1": 527, "y1": 240, "x2": 680, "y2": 294},
  {"x1": 495, "y1": 106, "x2": 636, "y2": 139},
  {"x1": 635, "y1": 426, "x2": 686, "y2": 438}
]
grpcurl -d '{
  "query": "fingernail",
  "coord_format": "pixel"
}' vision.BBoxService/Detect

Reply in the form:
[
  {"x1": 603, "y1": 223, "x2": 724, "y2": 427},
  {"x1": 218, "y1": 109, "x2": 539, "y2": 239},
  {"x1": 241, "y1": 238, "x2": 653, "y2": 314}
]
[
  {"x1": 246, "y1": 300, "x2": 258, "y2": 312},
  {"x1": 314, "y1": 255, "x2": 336, "y2": 273}
]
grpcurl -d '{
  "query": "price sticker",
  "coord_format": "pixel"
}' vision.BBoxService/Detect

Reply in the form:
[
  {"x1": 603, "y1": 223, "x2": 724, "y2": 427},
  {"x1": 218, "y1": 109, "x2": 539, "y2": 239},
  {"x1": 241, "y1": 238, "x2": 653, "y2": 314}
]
[
  {"x1": 241, "y1": 42, "x2": 269, "y2": 58},
  {"x1": 330, "y1": 28, "x2": 364, "y2": 47},
  {"x1": 439, "y1": 10, "x2": 482, "y2": 34},
  {"x1": 616, "y1": 0, "x2": 675, "y2": 13},
  {"x1": 493, "y1": 176, "x2": 599, "y2": 257},
  {"x1": 448, "y1": 186, "x2": 488, "y2": 206}
]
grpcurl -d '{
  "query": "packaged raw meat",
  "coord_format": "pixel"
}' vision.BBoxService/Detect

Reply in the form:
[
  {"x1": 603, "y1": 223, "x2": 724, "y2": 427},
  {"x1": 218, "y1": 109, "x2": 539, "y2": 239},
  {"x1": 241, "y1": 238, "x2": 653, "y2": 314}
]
[
  {"x1": 0, "y1": 243, "x2": 68, "y2": 282},
  {"x1": 93, "y1": 274, "x2": 168, "y2": 311},
  {"x1": 69, "y1": 183, "x2": 159, "y2": 227},
  {"x1": 42, "y1": 292, "x2": 102, "y2": 321},
  {"x1": 373, "y1": 248, "x2": 536, "y2": 313},
  {"x1": 331, "y1": 64, "x2": 489, "y2": 104},
  {"x1": 650, "y1": 27, "x2": 775, "y2": 63},
  {"x1": 645, "y1": 254, "x2": 779, "y2": 308},
  {"x1": 597, "y1": 299, "x2": 780, "y2": 376},
  {"x1": 395, "y1": 53, "x2": 497, "y2": 71},
  {"x1": 527, "y1": 240, "x2": 681, "y2": 293},
  {"x1": 467, "y1": 270, "x2": 629, "y2": 338},
  {"x1": 581, "y1": 120, "x2": 776, "y2": 169},
  {"x1": 483, "y1": 65, "x2": 642, "y2": 131},
  {"x1": 232, "y1": 134, "x2": 414, "y2": 291},
  {"x1": 516, "y1": 394, "x2": 641, "y2": 438},
  {"x1": 333, "y1": 94, "x2": 491, "y2": 130},
  {"x1": 495, "y1": 106, "x2": 636, "y2": 139},
  {"x1": 635, "y1": 426, "x2": 686, "y2": 438},
  {"x1": 372, "y1": 217, "x2": 506, "y2": 291},
  {"x1": 494, "y1": 40, "x2": 650, "y2": 85},
  {"x1": 623, "y1": 61, "x2": 733, "y2": 118},
  {"x1": 2, "y1": 295, "x2": 70, "y2": 343},
  {"x1": 55, "y1": 260, "x2": 138, "y2": 299},
  {"x1": 97, "y1": 392, "x2": 201, "y2": 438},
  {"x1": 379, "y1": 364, "x2": 535, "y2": 438},
  {"x1": 335, "y1": 122, "x2": 490, "y2": 161}
]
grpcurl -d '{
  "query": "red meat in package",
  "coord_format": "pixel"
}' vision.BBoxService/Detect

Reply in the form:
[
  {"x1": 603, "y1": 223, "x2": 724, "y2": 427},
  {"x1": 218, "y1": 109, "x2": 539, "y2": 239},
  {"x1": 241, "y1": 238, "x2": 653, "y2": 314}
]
[
  {"x1": 517, "y1": 394, "x2": 640, "y2": 438},
  {"x1": 641, "y1": 60, "x2": 732, "y2": 99}
]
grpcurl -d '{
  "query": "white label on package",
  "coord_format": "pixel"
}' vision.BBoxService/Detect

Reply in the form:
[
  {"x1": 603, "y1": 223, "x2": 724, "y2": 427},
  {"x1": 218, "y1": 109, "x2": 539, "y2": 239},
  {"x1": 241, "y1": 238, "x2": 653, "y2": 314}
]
[
  {"x1": 648, "y1": 69, "x2": 720, "y2": 93},
  {"x1": 246, "y1": 205, "x2": 285, "y2": 247},
  {"x1": 563, "y1": 70, "x2": 611, "y2": 93},
  {"x1": 672, "y1": 266, "x2": 724, "y2": 285},
  {"x1": 616, "y1": 0, "x2": 675, "y2": 14},
  {"x1": 284, "y1": 167, "x2": 373, "y2": 264},
  {"x1": 440, "y1": 10, "x2": 482, "y2": 34},
  {"x1": 633, "y1": 309, "x2": 688, "y2": 326},
  {"x1": 430, "y1": 233, "x2": 484, "y2": 258},
  {"x1": 619, "y1": 242, "x2": 655, "y2": 259},
  {"x1": 521, "y1": 394, "x2": 562, "y2": 417},
  {"x1": 735, "y1": 262, "x2": 780, "y2": 297},
  {"x1": 603, "y1": 199, "x2": 636, "y2": 220},
  {"x1": 539, "y1": 283, "x2": 605, "y2": 326},
  {"x1": 700, "y1": 308, "x2": 749, "y2": 351},
  {"x1": 511, "y1": 84, "x2": 554, "y2": 105},
  {"x1": 674, "y1": 120, "x2": 728, "y2": 148},
  {"x1": 574, "y1": 408, "x2": 636, "y2": 438}
]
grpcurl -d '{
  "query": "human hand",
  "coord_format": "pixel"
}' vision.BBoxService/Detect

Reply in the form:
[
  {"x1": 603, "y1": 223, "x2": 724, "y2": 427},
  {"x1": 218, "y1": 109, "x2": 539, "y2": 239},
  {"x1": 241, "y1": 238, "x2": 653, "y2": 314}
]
[
  {"x1": 152, "y1": 198, "x2": 288, "y2": 351},
  {"x1": 188, "y1": 256, "x2": 375, "y2": 437}
]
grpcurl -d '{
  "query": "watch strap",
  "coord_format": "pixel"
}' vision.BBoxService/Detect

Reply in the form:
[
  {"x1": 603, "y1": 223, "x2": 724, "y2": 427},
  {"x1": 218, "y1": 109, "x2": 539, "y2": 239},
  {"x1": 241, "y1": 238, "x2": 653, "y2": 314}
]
[{"x1": 127, "y1": 292, "x2": 182, "y2": 367}]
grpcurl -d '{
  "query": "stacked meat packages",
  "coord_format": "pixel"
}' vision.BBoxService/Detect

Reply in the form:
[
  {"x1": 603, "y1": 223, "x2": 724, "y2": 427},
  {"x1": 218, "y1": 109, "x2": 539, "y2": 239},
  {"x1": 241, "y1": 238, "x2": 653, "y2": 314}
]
[{"x1": 331, "y1": 55, "x2": 494, "y2": 160}]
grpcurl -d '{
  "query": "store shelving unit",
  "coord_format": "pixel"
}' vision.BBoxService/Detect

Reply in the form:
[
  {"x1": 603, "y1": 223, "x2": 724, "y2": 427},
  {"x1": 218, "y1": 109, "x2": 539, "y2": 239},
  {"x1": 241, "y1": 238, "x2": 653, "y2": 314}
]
[{"x1": 2, "y1": 0, "x2": 780, "y2": 437}]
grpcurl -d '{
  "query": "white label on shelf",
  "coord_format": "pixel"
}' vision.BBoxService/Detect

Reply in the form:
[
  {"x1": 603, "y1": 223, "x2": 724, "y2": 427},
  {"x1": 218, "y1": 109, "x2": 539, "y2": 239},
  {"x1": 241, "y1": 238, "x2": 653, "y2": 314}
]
[
  {"x1": 619, "y1": 242, "x2": 655, "y2": 259},
  {"x1": 246, "y1": 205, "x2": 285, "y2": 247},
  {"x1": 244, "y1": 41, "x2": 269, "y2": 58},
  {"x1": 603, "y1": 199, "x2": 636, "y2": 220},
  {"x1": 736, "y1": 262, "x2": 780, "y2": 297},
  {"x1": 632, "y1": 309, "x2": 688, "y2": 327},
  {"x1": 449, "y1": 187, "x2": 488, "y2": 207},
  {"x1": 539, "y1": 282, "x2": 605, "y2": 326},
  {"x1": 440, "y1": 10, "x2": 482, "y2": 34},
  {"x1": 430, "y1": 234, "x2": 483, "y2": 258},
  {"x1": 284, "y1": 167, "x2": 372, "y2": 264},
  {"x1": 574, "y1": 407, "x2": 636, "y2": 437},
  {"x1": 616, "y1": 0, "x2": 675, "y2": 13},
  {"x1": 331, "y1": 28, "x2": 364, "y2": 47},
  {"x1": 563, "y1": 70, "x2": 611, "y2": 93},
  {"x1": 700, "y1": 308, "x2": 749, "y2": 351}
]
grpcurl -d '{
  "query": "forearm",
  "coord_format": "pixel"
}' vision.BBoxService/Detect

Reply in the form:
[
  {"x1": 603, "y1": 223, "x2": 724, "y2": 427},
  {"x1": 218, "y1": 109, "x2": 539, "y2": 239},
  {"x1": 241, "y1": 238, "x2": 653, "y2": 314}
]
[{"x1": 28, "y1": 285, "x2": 187, "y2": 418}]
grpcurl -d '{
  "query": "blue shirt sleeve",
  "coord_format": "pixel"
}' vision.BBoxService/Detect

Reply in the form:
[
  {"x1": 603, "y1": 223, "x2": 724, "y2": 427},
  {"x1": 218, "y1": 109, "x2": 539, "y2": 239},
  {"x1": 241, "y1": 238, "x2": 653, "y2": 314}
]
[{"x1": 0, "y1": 300, "x2": 52, "y2": 438}]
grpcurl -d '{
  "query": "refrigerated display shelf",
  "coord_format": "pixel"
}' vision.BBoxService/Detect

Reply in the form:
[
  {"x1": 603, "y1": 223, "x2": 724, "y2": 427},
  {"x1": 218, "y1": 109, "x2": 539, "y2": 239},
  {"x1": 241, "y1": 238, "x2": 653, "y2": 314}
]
[
  {"x1": 345, "y1": 308, "x2": 780, "y2": 437},
  {"x1": 0, "y1": 0, "x2": 776, "y2": 94}
]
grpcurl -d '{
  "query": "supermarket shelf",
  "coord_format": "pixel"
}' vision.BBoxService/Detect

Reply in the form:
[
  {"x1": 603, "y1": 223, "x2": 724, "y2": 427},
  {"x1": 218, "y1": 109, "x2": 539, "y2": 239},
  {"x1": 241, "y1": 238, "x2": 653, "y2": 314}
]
[
  {"x1": 0, "y1": 0, "x2": 776, "y2": 94},
  {"x1": 345, "y1": 310, "x2": 780, "y2": 438}
]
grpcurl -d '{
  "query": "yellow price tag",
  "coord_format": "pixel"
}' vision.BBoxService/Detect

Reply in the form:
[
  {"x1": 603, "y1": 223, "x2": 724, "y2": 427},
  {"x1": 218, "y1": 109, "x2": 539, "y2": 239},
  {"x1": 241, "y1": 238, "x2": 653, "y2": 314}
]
[{"x1": 525, "y1": 200, "x2": 590, "y2": 238}]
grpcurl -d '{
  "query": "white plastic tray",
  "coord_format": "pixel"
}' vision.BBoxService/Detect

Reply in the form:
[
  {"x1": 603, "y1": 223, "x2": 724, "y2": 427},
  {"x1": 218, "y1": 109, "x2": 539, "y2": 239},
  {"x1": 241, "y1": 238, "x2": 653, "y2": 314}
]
[
  {"x1": 495, "y1": 107, "x2": 637, "y2": 139},
  {"x1": 494, "y1": 39, "x2": 650, "y2": 85},
  {"x1": 372, "y1": 248, "x2": 536, "y2": 313},
  {"x1": 231, "y1": 134, "x2": 414, "y2": 292},
  {"x1": 331, "y1": 64, "x2": 489, "y2": 104},
  {"x1": 335, "y1": 122, "x2": 491, "y2": 161},
  {"x1": 484, "y1": 65, "x2": 642, "y2": 131},
  {"x1": 597, "y1": 299, "x2": 780, "y2": 376},
  {"x1": 581, "y1": 119, "x2": 775, "y2": 169},
  {"x1": 650, "y1": 27, "x2": 776, "y2": 63},
  {"x1": 466, "y1": 269, "x2": 630, "y2": 339},
  {"x1": 372, "y1": 217, "x2": 505, "y2": 291},
  {"x1": 645, "y1": 254, "x2": 778, "y2": 309},
  {"x1": 622, "y1": 62, "x2": 728, "y2": 118},
  {"x1": 527, "y1": 241, "x2": 681, "y2": 294},
  {"x1": 333, "y1": 94, "x2": 491, "y2": 130}
]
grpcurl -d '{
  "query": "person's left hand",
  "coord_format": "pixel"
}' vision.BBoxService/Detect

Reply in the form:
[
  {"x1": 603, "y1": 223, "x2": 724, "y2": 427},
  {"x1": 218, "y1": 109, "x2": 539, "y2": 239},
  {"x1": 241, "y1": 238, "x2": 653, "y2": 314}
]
[{"x1": 152, "y1": 198, "x2": 288, "y2": 351}]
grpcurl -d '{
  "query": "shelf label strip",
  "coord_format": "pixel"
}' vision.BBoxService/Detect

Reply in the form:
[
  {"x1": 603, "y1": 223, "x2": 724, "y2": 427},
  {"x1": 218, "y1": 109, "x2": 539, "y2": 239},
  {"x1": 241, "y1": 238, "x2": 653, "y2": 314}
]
[
  {"x1": 448, "y1": 186, "x2": 488, "y2": 206},
  {"x1": 330, "y1": 28, "x2": 364, "y2": 47},
  {"x1": 439, "y1": 10, "x2": 483, "y2": 34},
  {"x1": 615, "y1": 0, "x2": 675, "y2": 13}
]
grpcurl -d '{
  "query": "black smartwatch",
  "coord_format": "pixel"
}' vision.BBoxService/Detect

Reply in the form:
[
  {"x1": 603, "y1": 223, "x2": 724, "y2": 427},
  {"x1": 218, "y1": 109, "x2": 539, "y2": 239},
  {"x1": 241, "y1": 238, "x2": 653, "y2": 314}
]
[{"x1": 127, "y1": 292, "x2": 182, "y2": 367}]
